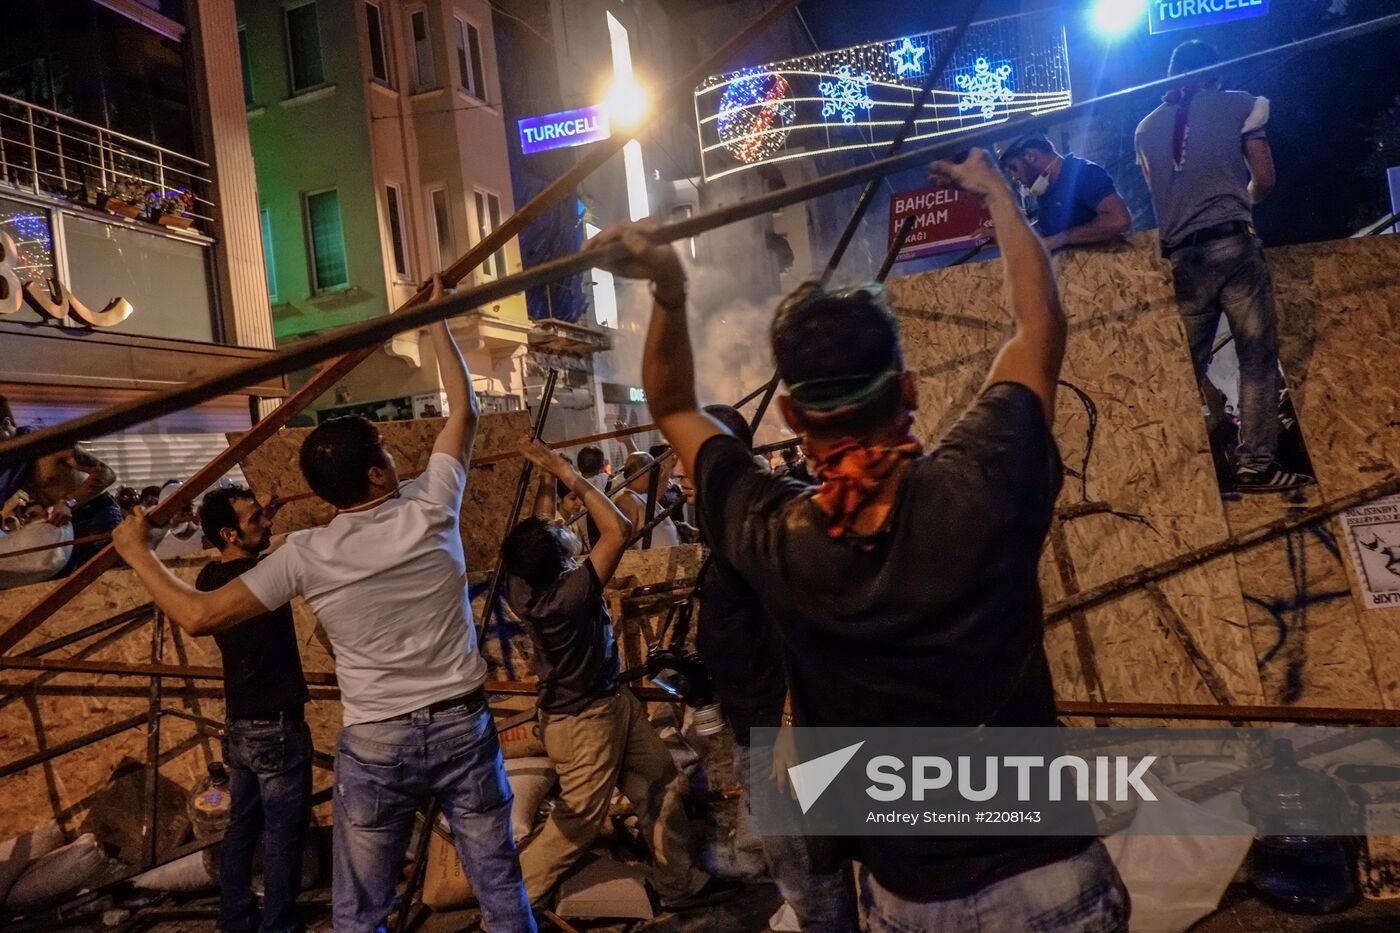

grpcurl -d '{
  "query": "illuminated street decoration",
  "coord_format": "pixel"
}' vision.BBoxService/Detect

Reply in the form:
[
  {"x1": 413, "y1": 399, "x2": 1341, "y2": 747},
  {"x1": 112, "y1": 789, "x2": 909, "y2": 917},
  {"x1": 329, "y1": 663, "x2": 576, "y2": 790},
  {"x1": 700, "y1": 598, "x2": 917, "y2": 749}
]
[
  {"x1": 956, "y1": 58, "x2": 1015, "y2": 120},
  {"x1": 717, "y1": 68, "x2": 797, "y2": 163},
  {"x1": 886, "y1": 37, "x2": 928, "y2": 77},
  {"x1": 0, "y1": 232, "x2": 134, "y2": 328},
  {"x1": 694, "y1": 11, "x2": 1071, "y2": 181},
  {"x1": 818, "y1": 65, "x2": 875, "y2": 124}
]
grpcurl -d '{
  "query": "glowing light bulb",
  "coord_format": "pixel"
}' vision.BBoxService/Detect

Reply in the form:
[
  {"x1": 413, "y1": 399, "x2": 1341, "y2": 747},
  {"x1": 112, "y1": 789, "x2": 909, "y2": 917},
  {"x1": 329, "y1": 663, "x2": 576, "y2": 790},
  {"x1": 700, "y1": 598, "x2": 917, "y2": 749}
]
[
  {"x1": 1090, "y1": 0, "x2": 1148, "y2": 38},
  {"x1": 603, "y1": 78, "x2": 649, "y2": 128}
]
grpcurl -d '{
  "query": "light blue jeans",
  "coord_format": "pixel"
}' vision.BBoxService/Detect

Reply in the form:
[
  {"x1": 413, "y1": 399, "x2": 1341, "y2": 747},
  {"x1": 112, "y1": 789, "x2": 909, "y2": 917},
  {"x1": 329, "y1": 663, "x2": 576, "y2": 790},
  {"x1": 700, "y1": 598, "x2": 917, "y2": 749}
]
[
  {"x1": 332, "y1": 701, "x2": 535, "y2": 933},
  {"x1": 858, "y1": 840, "x2": 1129, "y2": 933},
  {"x1": 736, "y1": 742, "x2": 858, "y2": 933},
  {"x1": 1170, "y1": 233, "x2": 1280, "y2": 472}
]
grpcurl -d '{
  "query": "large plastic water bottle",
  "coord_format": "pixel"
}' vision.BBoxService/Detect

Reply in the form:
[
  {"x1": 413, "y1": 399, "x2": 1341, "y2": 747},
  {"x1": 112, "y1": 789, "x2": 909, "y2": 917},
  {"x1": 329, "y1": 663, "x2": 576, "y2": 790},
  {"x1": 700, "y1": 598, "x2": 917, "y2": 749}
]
[
  {"x1": 188, "y1": 761, "x2": 232, "y2": 839},
  {"x1": 1241, "y1": 739, "x2": 1359, "y2": 914}
]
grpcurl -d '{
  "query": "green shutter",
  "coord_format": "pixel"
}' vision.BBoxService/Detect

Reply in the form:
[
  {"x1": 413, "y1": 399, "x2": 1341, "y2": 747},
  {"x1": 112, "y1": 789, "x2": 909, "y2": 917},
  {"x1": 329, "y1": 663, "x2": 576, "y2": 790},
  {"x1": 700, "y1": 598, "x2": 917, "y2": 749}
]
[{"x1": 306, "y1": 190, "x2": 348, "y2": 291}]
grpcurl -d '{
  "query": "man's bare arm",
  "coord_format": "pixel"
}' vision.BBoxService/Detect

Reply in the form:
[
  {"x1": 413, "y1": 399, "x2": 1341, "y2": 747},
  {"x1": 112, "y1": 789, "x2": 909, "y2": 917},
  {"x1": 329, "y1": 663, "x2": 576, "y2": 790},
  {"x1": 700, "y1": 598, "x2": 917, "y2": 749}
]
[
  {"x1": 68, "y1": 446, "x2": 116, "y2": 505},
  {"x1": 931, "y1": 149, "x2": 1067, "y2": 421},
  {"x1": 1244, "y1": 138, "x2": 1275, "y2": 204},
  {"x1": 531, "y1": 472, "x2": 556, "y2": 520},
  {"x1": 520, "y1": 441, "x2": 633, "y2": 585},
  {"x1": 1059, "y1": 193, "x2": 1132, "y2": 247},
  {"x1": 112, "y1": 511, "x2": 266, "y2": 636},
  {"x1": 423, "y1": 276, "x2": 481, "y2": 465}
]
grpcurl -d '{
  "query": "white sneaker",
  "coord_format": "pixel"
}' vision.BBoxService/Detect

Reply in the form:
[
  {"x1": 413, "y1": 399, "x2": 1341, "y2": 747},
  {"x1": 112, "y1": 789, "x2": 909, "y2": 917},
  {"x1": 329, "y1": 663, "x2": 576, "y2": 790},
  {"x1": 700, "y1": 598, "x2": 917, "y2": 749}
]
[{"x1": 769, "y1": 901, "x2": 800, "y2": 932}]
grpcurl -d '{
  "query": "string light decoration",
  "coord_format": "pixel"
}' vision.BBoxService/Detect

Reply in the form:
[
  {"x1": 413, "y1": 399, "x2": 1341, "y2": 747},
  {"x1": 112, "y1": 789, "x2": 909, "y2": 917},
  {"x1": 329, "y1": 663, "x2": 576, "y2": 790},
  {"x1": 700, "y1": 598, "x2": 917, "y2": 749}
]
[
  {"x1": 716, "y1": 67, "x2": 797, "y2": 163},
  {"x1": 818, "y1": 65, "x2": 875, "y2": 124},
  {"x1": 0, "y1": 209, "x2": 55, "y2": 280},
  {"x1": 886, "y1": 37, "x2": 929, "y2": 77},
  {"x1": 956, "y1": 57, "x2": 1015, "y2": 120},
  {"x1": 693, "y1": 10, "x2": 1072, "y2": 181}
]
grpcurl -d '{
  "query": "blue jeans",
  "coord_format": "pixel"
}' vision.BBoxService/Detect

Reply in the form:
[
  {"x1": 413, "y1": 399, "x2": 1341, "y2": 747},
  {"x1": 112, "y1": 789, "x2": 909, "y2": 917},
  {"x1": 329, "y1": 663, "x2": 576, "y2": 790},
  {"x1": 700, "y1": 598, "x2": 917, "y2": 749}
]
[
  {"x1": 220, "y1": 717, "x2": 313, "y2": 933},
  {"x1": 858, "y1": 841, "x2": 1129, "y2": 932},
  {"x1": 736, "y1": 743, "x2": 858, "y2": 933},
  {"x1": 1170, "y1": 233, "x2": 1280, "y2": 472},
  {"x1": 332, "y1": 701, "x2": 535, "y2": 933}
]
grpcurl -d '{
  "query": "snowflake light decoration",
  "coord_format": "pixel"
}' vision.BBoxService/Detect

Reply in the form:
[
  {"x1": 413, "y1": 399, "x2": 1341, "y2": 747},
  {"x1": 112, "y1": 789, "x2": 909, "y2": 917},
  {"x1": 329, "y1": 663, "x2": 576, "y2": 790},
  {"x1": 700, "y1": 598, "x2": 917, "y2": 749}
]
[
  {"x1": 956, "y1": 57, "x2": 1015, "y2": 120},
  {"x1": 717, "y1": 68, "x2": 797, "y2": 164},
  {"x1": 886, "y1": 37, "x2": 928, "y2": 77},
  {"x1": 819, "y1": 65, "x2": 874, "y2": 124}
]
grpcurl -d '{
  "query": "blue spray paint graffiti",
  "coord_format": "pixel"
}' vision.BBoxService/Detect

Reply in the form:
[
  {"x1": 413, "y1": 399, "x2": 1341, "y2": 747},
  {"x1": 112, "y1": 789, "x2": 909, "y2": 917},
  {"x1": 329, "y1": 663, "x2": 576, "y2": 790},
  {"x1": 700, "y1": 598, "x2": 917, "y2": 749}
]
[
  {"x1": 1246, "y1": 523, "x2": 1351, "y2": 704},
  {"x1": 468, "y1": 576, "x2": 532, "y2": 681}
]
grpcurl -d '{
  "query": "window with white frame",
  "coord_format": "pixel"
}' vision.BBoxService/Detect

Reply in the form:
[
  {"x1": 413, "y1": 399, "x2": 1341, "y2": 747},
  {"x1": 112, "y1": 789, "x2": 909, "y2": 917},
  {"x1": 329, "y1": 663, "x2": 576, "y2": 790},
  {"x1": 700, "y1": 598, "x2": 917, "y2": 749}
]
[
  {"x1": 365, "y1": 1, "x2": 391, "y2": 85},
  {"x1": 304, "y1": 189, "x2": 349, "y2": 292},
  {"x1": 385, "y1": 185, "x2": 409, "y2": 279},
  {"x1": 409, "y1": 8, "x2": 436, "y2": 91},
  {"x1": 453, "y1": 16, "x2": 486, "y2": 100},
  {"x1": 259, "y1": 207, "x2": 278, "y2": 302},
  {"x1": 428, "y1": 186, "x2": 453, "y2": 272},
  {"x1": 284, "y1": 1, "x2": 326, "y2": 93},
  {"x1": 473, "y1": 189, "x2": 506, "y2": 278}
]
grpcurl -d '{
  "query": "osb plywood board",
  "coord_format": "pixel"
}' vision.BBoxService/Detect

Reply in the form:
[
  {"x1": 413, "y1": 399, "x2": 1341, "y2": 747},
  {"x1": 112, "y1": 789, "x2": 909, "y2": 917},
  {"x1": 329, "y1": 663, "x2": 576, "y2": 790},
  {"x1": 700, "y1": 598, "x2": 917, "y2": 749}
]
[
  {"x1": 888, "y1": 233, "x2": 1263, "y2": 711},
  {"x1": 234, "y1": 410, "x2": 532, "y2": 571},
  {"x1": 0, "y1": 566, "x2": 343, "y2": 842}
]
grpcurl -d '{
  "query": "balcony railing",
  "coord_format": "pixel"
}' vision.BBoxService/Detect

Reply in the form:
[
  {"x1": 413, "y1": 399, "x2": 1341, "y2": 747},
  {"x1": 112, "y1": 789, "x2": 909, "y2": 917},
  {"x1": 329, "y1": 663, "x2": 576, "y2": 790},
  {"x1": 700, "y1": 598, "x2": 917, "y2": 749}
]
[{"x1": 0, "y1": 91, "x2": 214, "y2": 231}]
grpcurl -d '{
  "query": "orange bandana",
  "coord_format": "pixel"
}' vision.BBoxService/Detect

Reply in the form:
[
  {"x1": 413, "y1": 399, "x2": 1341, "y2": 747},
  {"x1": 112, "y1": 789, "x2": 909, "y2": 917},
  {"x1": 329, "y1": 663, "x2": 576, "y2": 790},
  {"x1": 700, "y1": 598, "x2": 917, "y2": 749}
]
[{"x1": 809, "y1": 417, "x2": 923, "y2": 540}]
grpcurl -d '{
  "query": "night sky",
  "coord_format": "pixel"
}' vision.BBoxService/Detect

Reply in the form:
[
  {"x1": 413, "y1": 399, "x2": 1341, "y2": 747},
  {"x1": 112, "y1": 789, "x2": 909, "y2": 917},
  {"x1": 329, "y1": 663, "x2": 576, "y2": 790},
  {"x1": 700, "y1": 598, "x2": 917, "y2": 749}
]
[{"x1": 787, "y1": 0, "x2": 1399, "y2": 246}]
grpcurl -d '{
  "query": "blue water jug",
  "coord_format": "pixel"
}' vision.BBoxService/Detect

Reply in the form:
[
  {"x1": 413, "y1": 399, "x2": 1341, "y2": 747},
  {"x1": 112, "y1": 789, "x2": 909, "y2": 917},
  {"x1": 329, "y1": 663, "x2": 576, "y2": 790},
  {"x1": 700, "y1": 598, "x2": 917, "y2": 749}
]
[{"x1": 1241, "y1": 739, "x2": 1359, "y2": 914}]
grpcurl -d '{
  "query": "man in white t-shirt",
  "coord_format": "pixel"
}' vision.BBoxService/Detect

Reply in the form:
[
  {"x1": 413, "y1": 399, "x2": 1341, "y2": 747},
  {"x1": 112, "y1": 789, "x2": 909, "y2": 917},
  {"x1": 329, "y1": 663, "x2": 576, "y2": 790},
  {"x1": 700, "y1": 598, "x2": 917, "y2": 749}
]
[{"x1": 113, "y1": 278, "x2": 536, "y2": 933}]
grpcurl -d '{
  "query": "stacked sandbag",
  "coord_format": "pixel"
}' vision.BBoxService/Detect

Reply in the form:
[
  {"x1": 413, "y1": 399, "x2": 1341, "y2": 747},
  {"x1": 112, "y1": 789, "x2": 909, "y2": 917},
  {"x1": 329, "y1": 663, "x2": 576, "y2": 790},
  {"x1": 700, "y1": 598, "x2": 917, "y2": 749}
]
[{"x1": 4, "y1": 833, "x2": 106, "y2": 913}]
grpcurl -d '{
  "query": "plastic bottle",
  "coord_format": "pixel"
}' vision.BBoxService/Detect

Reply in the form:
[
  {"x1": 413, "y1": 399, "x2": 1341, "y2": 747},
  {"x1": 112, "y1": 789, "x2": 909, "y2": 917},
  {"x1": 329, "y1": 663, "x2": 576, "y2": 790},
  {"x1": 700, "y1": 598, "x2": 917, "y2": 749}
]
[
  {"x1": 1241, "y1": 739, "x2": 1359, "y2": 914},
  {"x1": 188, "y1": 761, "x2": 232, "y2": 839}
]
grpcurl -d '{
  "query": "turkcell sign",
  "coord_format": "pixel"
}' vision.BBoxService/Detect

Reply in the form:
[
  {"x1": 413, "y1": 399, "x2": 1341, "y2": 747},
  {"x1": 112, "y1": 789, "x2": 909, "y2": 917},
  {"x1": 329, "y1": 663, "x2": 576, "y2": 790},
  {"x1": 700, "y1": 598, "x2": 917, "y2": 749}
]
[
  {"x1": 1149, "y1": 0, "x2": 1268, "y2": 35},
  {"x1": 518, "y1": 105, "x2": 611, "y2": 155},
  {"x1": 888, "y1": 184, "x2": 993, "y2": 262}
]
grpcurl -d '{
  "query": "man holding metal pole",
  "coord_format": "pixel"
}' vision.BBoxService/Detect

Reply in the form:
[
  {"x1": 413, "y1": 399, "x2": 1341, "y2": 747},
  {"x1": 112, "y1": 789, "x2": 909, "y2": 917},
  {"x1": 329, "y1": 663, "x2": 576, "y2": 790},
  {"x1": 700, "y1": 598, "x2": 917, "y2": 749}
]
[
  {"x1": 588, "y1": 148, "x2": 1127, "y2": 931},
  {"x1": 112, "y1": 277, "x2": 536, "y2": 933}
]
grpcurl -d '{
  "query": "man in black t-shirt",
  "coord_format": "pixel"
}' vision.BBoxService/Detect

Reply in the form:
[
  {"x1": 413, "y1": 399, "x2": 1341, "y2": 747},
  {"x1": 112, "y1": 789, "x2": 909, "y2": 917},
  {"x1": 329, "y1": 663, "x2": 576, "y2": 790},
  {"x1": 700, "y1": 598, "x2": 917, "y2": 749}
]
[
  {"x1": 196, "y1": 486, "x2": 311, "y2": 933},
  {"x1": 585, "y1": 149, "x2": 1127, "y2": 931},
  {"x1": 502, "y1": 441, "x2": 724, "y2": 910}
]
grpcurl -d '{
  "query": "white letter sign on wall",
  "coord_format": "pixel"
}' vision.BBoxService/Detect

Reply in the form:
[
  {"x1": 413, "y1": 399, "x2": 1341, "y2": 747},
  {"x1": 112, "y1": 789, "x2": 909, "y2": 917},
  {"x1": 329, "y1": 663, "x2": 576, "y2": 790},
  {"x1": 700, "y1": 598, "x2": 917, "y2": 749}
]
[{"x1": 0, "y1": 232, "x2": 134, "y2": 328}]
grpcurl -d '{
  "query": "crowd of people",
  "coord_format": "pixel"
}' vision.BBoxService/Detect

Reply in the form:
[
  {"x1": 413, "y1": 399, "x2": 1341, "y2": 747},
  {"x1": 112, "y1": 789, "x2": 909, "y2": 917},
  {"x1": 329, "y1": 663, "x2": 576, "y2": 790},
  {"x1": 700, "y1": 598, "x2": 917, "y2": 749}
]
[{"x1": 0, "y1": 38, "x2": 1288, "y2": 932}]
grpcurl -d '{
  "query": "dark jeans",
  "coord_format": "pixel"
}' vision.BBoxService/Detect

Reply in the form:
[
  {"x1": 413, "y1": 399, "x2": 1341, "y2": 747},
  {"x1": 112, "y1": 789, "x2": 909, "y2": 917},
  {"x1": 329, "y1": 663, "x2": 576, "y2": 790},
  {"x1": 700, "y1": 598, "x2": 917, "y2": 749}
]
[
  {"x1": 858, "y1": 841, "x2": 1129, "y2": 932},
  {"x1": 1169, "y1": 233, "x2": 1280, "y2": 472},
  {"x1": 220, "y1": 717, "x2": 313, "y2": 933},
  {"x1": 63, "y1": 492, "x2": 122, "y2": 575},
  {"x1": 735, "y1": 742, "x2": 858, "y2": 932},
  {"x1": 333, "y1": 701, "x2": 535, "y2": 933}
]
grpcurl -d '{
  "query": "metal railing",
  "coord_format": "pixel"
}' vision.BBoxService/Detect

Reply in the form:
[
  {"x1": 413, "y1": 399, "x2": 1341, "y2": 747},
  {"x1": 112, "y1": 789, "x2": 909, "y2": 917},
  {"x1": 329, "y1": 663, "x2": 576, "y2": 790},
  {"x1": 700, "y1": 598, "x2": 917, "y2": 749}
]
[{"x1": 0, "y1": 91, "x2": 214, "y2": 229}]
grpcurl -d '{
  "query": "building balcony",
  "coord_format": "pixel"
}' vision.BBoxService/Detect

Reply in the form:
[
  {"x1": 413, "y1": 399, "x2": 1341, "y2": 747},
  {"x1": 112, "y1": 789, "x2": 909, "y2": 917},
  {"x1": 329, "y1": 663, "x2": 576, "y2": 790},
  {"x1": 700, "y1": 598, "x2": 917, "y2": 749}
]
[
  {"x1": 528, "y1": 318, "x2": 614, "y2": 356},
  {"x1": 0, "y1": 91, "x2": 213, "y2": 233}
]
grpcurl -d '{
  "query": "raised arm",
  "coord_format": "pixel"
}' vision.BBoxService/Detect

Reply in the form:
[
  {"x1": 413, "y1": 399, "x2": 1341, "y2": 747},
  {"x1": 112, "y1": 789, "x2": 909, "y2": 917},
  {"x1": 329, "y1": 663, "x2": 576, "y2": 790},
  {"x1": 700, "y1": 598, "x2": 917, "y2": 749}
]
[
  {"x1": 520, "y1": 440, "x2": 633, "y2": 585},
  {"x1": 423, "y1": 275, "x2": 481, "y2": 465},
  {"x1": 930, "y1": 149, "x2": 1067, "y2": 421},
  {"x1": 584, "y1": 222, "x2": 725, "y2": 487},
  {"x1": 1244, "y1": 138, "x2": 1275, "y2": 205},
  {"x1": 530, "y1": 471, "x2": 557, "y2": 520},
  {"x1": 112, "y1": 508, "x2": 267, "y2": 636},
  {"x1": 66, "y1": 445, "x2": 116, "y2": 505}
]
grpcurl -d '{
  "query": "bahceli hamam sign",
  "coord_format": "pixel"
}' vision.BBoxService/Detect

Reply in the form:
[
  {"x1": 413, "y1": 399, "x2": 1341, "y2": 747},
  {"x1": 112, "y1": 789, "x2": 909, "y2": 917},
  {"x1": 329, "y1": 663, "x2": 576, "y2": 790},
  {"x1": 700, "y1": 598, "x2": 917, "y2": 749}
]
[
  {"x1": 888, "y1": 184, "x2": 993, "y2": 262},
  {"x1": 518, "y1": 104, "x2": 612, "y2": 156}
]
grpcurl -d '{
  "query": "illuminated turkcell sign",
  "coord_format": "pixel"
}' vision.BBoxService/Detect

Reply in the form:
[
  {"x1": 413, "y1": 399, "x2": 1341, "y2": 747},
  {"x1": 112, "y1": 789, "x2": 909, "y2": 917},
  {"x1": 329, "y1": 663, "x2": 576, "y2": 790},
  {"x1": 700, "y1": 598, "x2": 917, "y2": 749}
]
[
  {"x1": 888, "y1": 184, "x2": 993, "y2": 262},
  {"x1": 1149, "y1": 0, "x2": 1268, "y2": 35},
  {"x1": 694, "y1": 11, "x2": 1072, "y2": 182},
  {"x1": 518, "y1": 105, "x2": 611, "y2": 155}
]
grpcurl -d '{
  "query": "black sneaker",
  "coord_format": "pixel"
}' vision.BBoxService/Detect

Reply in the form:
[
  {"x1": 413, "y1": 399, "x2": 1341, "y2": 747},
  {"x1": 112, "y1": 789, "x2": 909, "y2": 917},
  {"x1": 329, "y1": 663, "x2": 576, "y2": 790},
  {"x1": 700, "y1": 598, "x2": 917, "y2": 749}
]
[
  {"x1": 1235, "y1": 463, "x2": 1314, "y2": 493},
  {"x1": 661, "y1": 877, "x2": 744, "y2": 912}
]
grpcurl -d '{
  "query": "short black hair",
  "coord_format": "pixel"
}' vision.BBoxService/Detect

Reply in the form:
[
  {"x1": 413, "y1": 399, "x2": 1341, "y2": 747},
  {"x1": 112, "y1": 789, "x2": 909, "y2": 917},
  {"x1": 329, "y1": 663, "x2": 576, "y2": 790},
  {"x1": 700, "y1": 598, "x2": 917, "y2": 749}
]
[
  {"x1": 771, "y1": 282, "x2": 904, "y2": 437},
  {"x1": 1000, "y1": 134, "x2": 1054, "y2": 165},
  {"x1": 199, "y1": 485, "x2": 256, "y2": 550},
  {"x1": 139, "y1": 485, "x2": 162, "y2": 503},
  {"x1": 703, "y1": 404, "x2": 753, "y2": 449},
  {"x1": 0, "y1": 394, "x2": 12, "y2": 425},
  {"x1": 502, "y1": 516, "x2": 570, "y2": 591},
  {"x1": 299, "y1": 416, "x2": 387, "y2": 509},
  {"x1": 1169, "y1": 40, "x2": 1219, "y2": 78},
  {"x1": 577, "y1": 445, "x2": 604, "y2": 476},
  {"x1": 648, "y1": 443, "x2": 671, "y2": 460}
]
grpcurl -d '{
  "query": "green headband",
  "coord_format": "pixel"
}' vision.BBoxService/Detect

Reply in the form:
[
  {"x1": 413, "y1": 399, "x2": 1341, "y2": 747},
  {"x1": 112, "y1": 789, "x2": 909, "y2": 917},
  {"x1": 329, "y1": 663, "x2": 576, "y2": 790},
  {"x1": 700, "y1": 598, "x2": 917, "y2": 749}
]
[{"x1": 787, "y1": 369, "x2": 901, "y2": 413}]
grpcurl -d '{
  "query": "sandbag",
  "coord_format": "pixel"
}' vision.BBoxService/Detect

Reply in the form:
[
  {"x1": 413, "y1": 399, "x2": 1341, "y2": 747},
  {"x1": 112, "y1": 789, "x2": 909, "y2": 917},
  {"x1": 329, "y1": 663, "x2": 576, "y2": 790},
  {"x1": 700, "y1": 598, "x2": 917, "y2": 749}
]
[
  {"x1": 505, "y1": 756, "x2": 556, "y2": 843},
  {"x1": 498, "y1": 720, "x2": 546, "y2": 759},
  {"x1": 0, "y1": 820, "x2": 63, "y2": 904},
  {"x1": 131, "y1": 849, "x2": 217, "y2": 893},
  {"x1": 4, "y1": 833, "x2": 104, "y2": 912},
  {"x1": 1103, "y1": 774, "x2": 1254, "y2": 933},
  {"x1": 555, "y1": 854, "x2": 653, "y2": 920},
  {"x1": 422, "y1": 827, "x2": 474, "y2": 910}
]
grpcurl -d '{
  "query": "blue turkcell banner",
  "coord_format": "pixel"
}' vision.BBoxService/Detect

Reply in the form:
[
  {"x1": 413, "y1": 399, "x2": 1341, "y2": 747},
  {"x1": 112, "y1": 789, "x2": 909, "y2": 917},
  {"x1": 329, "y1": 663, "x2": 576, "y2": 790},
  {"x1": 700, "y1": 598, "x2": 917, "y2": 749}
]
[
  {"x1": 518, "y1": 105, "x2": 611, "y2": 156},
  {"x1": 1149, "y1": 0, "x2": 1269, "y2": 35}
]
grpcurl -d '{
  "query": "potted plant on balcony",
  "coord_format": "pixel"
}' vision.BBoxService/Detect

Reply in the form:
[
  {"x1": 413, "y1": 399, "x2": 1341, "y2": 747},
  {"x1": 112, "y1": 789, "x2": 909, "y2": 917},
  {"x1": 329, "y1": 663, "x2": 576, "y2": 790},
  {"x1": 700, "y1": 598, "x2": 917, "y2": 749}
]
[
  {"x1": 147, "y1": 188, "x2": 195, "y2": 229},
  {"x1": 96, "y1": 177, "x2": 146, "y2": 218}
]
